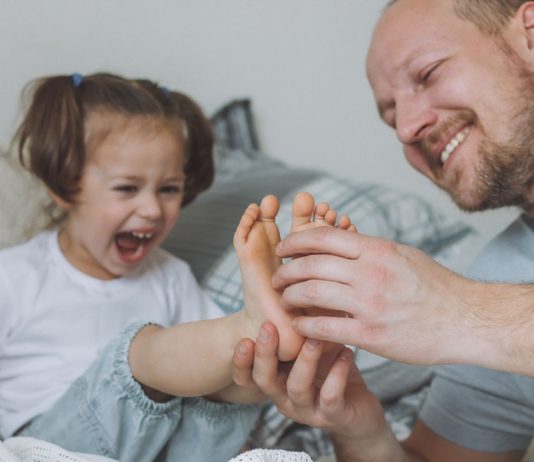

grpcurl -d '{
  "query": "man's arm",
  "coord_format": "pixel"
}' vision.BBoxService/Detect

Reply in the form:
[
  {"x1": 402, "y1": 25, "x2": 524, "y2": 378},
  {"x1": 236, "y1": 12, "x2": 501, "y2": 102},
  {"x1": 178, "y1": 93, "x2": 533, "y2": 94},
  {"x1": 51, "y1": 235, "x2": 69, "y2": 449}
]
[{"x1": 272, "y1": 227, "x2": 534, "y2": 375}]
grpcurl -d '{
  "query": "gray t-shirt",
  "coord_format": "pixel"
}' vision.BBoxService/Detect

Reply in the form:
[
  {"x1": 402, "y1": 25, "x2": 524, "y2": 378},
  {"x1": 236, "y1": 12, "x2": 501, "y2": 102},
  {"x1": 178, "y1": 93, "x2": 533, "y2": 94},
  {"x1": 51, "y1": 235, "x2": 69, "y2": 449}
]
[{"x1": 419, "y1": 214, "x2": 534, "y2": 451}]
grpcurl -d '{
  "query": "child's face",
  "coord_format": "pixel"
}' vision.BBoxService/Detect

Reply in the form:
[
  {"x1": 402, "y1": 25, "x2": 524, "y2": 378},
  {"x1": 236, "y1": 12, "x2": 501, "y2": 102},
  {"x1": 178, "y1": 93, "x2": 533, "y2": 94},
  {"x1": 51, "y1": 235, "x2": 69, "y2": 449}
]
[{"x1": 58, "y1": 115, "x2": 185, "y2": 280}]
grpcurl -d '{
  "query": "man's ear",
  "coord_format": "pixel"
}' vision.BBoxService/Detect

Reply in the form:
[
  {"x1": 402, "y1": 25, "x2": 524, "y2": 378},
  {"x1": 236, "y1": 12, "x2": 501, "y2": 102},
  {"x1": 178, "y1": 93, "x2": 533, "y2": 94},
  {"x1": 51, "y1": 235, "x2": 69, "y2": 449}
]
[{"x1": 520, "y1": 2, "x2": 534, "y2": 50}]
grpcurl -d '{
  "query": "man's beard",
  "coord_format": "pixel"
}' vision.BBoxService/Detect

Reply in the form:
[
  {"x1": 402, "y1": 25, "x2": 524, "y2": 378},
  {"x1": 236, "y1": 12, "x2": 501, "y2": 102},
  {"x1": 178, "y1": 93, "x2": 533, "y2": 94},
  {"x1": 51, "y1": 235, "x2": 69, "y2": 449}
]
[
  {"x1": 472, "y1": 125, "x2": 534, "y2": 212},
  {"x1": 453, "y1": 41, "x2": 534, "y2": 214},
  {"x1": 454, "y1": 102, "x2": 534, "y2": 213},
  {"x1": 425, "y1": 88, "x2": 534, "y2": 213}
]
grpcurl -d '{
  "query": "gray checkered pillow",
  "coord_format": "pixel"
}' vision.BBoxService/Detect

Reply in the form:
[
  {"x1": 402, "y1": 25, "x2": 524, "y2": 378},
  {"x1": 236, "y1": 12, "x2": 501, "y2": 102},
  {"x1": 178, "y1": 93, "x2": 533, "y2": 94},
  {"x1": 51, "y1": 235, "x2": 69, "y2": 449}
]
[
  {"x1": 163, "y1": 153, "x2": 476, "y2": 314},
  {"x1": 161, "y1": 99, "x2": 478, "y2": 458}
]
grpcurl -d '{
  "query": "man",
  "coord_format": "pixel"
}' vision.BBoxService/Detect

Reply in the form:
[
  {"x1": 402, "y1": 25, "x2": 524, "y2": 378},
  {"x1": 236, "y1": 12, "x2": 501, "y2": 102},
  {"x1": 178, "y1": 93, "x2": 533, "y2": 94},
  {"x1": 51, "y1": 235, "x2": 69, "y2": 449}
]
[{"x1": 234, "y1": 0, "x2": 534, "y2": 460}]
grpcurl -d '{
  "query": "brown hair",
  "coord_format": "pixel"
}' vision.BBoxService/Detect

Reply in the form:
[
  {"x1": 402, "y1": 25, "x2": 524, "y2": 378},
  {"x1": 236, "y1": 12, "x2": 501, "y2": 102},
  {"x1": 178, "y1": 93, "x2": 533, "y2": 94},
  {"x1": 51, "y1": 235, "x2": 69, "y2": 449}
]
[
  {"x1": 15, "y1": 73, "x2": 214, "y2": 208},
  {"x1": 386, "y1": 0, "x2": 528, "y2": 36},
  {"x1": 135, "y1": 79, "x2": 214, "y2": 207}
]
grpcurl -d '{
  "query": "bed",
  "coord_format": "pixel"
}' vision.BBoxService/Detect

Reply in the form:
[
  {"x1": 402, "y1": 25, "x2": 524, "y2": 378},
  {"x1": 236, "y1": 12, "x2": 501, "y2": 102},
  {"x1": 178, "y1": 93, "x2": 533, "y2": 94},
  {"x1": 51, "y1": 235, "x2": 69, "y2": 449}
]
[{"x1": 3, "y1": 98, "x2": 524, "y2": 461}]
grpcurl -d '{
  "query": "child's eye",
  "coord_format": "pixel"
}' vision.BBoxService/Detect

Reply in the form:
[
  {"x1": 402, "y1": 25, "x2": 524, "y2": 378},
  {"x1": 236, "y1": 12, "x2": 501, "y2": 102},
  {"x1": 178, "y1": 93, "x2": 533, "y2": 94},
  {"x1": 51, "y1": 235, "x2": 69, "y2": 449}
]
[
  {"x1": 159, "y1": 185, "x2": 182, "y2": 194},
  {"x1": 114, "y1": 185, "x2": 138, "y2": 193}
]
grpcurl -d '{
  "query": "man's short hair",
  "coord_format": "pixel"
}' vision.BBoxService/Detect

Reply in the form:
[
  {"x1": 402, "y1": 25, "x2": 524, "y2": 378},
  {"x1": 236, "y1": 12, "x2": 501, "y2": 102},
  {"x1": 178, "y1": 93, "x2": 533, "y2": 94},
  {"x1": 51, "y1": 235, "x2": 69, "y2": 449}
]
[{"x1": 386, "y1": 0, "x2": 528, "y2": 36}]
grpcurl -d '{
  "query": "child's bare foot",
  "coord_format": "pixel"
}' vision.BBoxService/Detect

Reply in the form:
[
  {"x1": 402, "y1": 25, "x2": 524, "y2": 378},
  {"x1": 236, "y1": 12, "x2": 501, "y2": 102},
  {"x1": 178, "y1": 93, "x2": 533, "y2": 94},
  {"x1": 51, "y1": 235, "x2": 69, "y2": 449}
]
[
  {"x1": 234, "y1": 193, "x2": 355, "y2": 361},
  {"x1": 234, "y1": 195, "x2": 305, "y2": 361},
  {"x1": 290, "y1": 191, "x2": 355, "y2": 234},
  {"x1": 289, "y1": 191, "x2": 356, "y2": 320}
]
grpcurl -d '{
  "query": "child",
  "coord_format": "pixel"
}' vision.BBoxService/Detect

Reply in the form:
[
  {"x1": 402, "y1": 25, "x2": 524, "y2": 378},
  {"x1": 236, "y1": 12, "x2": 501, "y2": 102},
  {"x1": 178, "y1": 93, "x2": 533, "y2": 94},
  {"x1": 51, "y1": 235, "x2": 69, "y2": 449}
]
[{"x1": 0, "y1": 72, "x2": 353, "y2": 462}]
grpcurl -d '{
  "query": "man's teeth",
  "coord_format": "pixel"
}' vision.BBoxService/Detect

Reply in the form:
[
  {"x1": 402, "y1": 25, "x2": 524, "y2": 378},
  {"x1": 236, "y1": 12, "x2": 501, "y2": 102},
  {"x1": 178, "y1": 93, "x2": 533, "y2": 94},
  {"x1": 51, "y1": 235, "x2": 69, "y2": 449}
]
[
  {"x1": 440, "y1": 126, "x2": 471, "y2": 164},
  {"x1": 132, "y1": 232, "x2": 153, "y2": 240}
]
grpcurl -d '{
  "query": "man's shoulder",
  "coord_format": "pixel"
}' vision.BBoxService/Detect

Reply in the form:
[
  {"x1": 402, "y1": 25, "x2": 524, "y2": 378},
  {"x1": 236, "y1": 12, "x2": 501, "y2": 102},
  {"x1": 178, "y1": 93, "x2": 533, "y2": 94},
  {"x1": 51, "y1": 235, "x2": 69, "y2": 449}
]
[
  {"x1": 467, "y1": 215, "x2": 534, "y2": 281},
  {"x1": 420, "y1": 364, "x2": 534, "y2": 452},
  {"x1": 434, "y1": 364, "x2": 534, "y2": 392}
]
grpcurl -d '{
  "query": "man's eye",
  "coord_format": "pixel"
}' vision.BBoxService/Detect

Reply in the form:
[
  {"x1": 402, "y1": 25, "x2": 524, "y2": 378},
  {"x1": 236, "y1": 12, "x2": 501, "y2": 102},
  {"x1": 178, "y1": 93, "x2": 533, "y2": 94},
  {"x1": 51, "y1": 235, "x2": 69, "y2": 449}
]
[
  {"x1": 422, "y1": 69, "x2": 434, "y2": 82},
  {"x1": 419, "y1": 62, "x2": 441, "y2": 83}
]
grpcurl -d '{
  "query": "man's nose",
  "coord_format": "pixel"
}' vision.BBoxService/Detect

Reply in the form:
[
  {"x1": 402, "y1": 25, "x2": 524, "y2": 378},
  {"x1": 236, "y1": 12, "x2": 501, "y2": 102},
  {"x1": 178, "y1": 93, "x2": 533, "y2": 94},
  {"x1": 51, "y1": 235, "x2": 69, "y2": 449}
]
[{"x1": 395, "y1": 95, "x2": 437, "y2": 145}]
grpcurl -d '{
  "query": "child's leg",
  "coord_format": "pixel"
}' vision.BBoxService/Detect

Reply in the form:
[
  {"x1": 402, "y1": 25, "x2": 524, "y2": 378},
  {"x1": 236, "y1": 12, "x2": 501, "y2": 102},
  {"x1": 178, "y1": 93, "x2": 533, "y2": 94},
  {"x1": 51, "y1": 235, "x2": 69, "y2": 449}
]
[
  {"x1": 234, "y1": 193, "x2": 353, "y2": 361},
  {"x1": 17, "y1": 323, "x2": 259, "y2": 462}
]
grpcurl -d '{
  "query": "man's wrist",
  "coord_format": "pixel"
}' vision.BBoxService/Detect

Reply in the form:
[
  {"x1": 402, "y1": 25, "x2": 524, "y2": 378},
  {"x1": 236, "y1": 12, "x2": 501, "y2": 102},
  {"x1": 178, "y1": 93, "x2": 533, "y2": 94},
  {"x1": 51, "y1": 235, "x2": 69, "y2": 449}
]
[
  {"x1": 331, "y1": 427, "x2": 410, "y2": 462},
  {"x1": 449, "y1": 280, "x2": 534, "y2": 375}
]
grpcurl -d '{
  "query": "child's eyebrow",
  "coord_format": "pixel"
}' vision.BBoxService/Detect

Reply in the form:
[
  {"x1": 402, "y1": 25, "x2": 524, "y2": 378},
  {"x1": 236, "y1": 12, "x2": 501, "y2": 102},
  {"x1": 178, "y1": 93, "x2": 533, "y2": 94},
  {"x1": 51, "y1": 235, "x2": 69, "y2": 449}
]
[{"x1": 110, "y1": 174, "x2": 185, "y2": 182}]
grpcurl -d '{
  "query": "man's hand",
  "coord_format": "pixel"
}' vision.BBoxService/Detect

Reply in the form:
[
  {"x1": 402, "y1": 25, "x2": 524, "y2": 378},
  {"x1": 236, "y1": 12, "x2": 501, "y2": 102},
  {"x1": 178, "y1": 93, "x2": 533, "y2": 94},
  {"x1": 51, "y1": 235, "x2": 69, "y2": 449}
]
[
  {"x1": 232, "y1": 323, "x2": 400, "y2": 461},
  {"x1": 272, "y1": 227, "x2": 487, "y2": 367}
]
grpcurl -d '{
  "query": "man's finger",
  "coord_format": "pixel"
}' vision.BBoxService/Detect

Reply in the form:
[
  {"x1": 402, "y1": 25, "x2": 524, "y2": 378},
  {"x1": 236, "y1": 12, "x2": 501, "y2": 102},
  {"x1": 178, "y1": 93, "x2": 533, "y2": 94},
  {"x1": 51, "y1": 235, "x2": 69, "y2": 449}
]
[
  {"x1": 251, "y1": 323, "x2": 289, "y2": 404},
  {"x1": 319, "y1": 347, "x2": 354, "y2": 415},
  {"x1": 272, "y1": 254, "x2": 358, "y2": 290},
  {"x1": 285, "y1": 338, "x2": 324, "y2": 407},
  {"x1": 281, "y1": 280, "x2": 361, "y2": 314},
  {"x1": 293, "y1": 316, "x2": 363, "y2": 347},
  {"x1": 232, "y1": 338, "x2": 256, "y2": 388},
  {"x1": 276, "y1": 227, "x2": 366, "y2": 259}
]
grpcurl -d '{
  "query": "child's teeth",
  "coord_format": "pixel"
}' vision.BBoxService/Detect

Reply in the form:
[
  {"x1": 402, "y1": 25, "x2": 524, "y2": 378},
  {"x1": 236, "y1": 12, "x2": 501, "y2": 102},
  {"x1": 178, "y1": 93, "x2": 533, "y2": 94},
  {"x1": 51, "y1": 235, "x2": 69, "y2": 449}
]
[{"x1": 132, "y1": 232, "x2": 152, "y2": 239}]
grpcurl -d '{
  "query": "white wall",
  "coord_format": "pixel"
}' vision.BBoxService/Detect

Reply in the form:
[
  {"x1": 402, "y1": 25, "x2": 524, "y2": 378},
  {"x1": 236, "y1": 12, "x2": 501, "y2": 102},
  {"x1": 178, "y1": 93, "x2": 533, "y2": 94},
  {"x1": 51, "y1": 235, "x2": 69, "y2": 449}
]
[{"x1": 0, "y1": 0, "x2": 518, "y2": 256}]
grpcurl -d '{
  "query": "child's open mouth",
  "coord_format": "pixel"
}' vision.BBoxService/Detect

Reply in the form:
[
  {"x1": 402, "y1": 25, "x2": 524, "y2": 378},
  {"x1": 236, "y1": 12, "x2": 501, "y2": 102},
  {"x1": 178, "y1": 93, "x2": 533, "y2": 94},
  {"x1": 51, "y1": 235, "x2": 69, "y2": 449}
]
[{"x1": 115, "y1": 231, "x2": 155, "y2": 263}]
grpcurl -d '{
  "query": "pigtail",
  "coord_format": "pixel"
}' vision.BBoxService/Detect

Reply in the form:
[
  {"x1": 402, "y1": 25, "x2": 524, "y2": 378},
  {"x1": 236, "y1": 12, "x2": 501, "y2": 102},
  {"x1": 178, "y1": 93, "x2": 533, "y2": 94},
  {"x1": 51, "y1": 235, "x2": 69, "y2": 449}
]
[
  {"x1": 168, "y1": 92, "x2": 215, "y2": 207},
  {"x1": 134, "y1": 79, "x2": 215, "y2": 207},
  {"x1": 17, "y1": 75, "x2": 85, "y2": 202}
]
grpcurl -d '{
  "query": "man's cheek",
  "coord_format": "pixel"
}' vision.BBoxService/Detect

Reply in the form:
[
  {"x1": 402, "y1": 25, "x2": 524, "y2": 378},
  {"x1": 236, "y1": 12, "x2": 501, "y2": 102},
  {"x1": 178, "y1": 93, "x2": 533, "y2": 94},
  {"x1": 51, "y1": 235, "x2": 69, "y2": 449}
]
[{"x1": 404, "y1": 148, "x2": 432, "y2": 178}]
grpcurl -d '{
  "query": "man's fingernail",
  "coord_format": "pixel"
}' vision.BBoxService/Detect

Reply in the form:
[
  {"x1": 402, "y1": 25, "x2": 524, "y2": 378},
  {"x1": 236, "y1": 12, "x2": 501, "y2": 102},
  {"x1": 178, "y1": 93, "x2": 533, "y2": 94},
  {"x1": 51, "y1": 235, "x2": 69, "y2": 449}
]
[
  {"x1": 306, "y1": 338, "x2": 322, "y2": 348},
  {"x1": 237, "y1": 341, "x2": 248, "y2": 356},
  {"x1": 259, "y1": 326, "x2": 270, "y2": 342}
]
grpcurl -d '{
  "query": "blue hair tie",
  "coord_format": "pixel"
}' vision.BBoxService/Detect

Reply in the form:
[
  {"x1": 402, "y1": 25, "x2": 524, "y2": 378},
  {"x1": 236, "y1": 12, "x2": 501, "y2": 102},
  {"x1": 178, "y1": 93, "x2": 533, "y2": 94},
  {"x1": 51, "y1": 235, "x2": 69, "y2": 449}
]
[
  {"x1": 71, "y1": 73, "x2": 84, "y2": 88},
  {"x1": 160, "y1": 86, "x2": 171, "y2": 97}
]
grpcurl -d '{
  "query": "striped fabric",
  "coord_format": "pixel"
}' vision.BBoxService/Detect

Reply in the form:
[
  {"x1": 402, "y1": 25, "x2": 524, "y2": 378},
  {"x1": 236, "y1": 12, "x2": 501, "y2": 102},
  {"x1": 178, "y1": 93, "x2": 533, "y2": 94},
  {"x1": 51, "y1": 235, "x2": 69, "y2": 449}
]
[{"x1": 201, "y1": 174, "x2": 475, "y2": 314}]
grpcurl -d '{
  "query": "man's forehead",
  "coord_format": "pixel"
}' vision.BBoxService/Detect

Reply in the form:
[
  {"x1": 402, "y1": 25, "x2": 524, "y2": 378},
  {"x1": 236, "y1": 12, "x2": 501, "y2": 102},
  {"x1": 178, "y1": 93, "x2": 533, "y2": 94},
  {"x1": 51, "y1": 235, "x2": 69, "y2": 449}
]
[
  {"x1": 385, "y1": 0, "x2": 452, "y2": 10},
  {"x1": 369, "y1": 0, "x2": 456, "y2": 59},
  {"x1": 366, "y1": 0, "x2": 461, "y2": 89}
]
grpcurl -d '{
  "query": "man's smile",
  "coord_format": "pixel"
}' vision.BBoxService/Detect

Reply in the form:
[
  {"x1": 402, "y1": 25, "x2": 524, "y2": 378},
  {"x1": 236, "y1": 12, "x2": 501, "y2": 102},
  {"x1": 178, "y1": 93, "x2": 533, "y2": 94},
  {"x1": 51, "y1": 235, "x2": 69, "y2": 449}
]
[{"x1": 439, "y1": 125, "x2": 472, "y2": 165}]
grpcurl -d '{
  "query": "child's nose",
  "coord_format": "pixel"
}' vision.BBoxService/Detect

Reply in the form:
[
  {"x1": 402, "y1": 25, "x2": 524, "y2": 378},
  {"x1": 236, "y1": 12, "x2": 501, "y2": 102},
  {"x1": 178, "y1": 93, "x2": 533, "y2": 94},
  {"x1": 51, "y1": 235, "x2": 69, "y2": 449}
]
[{"x1": 138, "y1": 193, "x2": 163, "y2": 220}]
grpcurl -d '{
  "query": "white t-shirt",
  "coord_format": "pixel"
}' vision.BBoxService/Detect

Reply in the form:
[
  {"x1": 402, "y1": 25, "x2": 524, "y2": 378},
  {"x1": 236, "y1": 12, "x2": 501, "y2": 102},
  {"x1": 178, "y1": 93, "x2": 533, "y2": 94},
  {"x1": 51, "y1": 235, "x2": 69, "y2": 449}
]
[{"x1": 0, "y1": 230, "x2": 223, "y2": 438}]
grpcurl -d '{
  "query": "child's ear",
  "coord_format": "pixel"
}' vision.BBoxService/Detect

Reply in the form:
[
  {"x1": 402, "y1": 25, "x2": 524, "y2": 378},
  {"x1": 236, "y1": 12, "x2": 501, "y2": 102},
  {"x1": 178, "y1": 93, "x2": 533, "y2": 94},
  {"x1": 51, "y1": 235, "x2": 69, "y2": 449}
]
[{"x1": 49, "y1": 191, "x2": 71, "y2": 210}]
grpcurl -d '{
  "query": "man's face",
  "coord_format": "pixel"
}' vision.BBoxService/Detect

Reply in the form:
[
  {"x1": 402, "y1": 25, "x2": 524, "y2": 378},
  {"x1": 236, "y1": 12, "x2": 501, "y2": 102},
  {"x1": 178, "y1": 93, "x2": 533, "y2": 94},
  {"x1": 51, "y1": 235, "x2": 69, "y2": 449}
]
[{"x1": 366, "y1": 0, "x2": 534, "y2": 212}]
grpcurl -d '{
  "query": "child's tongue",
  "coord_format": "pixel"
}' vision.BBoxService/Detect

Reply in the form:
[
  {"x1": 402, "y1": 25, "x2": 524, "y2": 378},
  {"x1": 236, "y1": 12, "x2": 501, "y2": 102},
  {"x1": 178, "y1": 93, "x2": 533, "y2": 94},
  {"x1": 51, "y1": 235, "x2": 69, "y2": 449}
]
[{"x1": 116, "y1": 232, "x2": 143, "y2": 254}]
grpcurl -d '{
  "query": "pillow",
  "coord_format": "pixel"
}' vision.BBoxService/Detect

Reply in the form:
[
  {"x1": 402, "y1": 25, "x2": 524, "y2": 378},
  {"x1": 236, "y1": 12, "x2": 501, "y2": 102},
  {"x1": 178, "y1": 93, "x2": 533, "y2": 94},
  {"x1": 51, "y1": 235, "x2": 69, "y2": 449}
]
[
  {"x1": 162, "y1": 100, "x2": 476, "y2": 458},
  {"x1": 0, "y1": 149, "x2": 52, "y2": 250},
  {"x1": 165, "y1": 159, "x2": 475, "y2": 313},
  {"x1": 0, "y1": 99, "x2": 470, "y2": 456},
  {"x1": 165, "y1": 99, "x2": 476, "y2": 301},
  {"x1": 210, "y1": 99, "x2": 260, "y2": 152}
]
